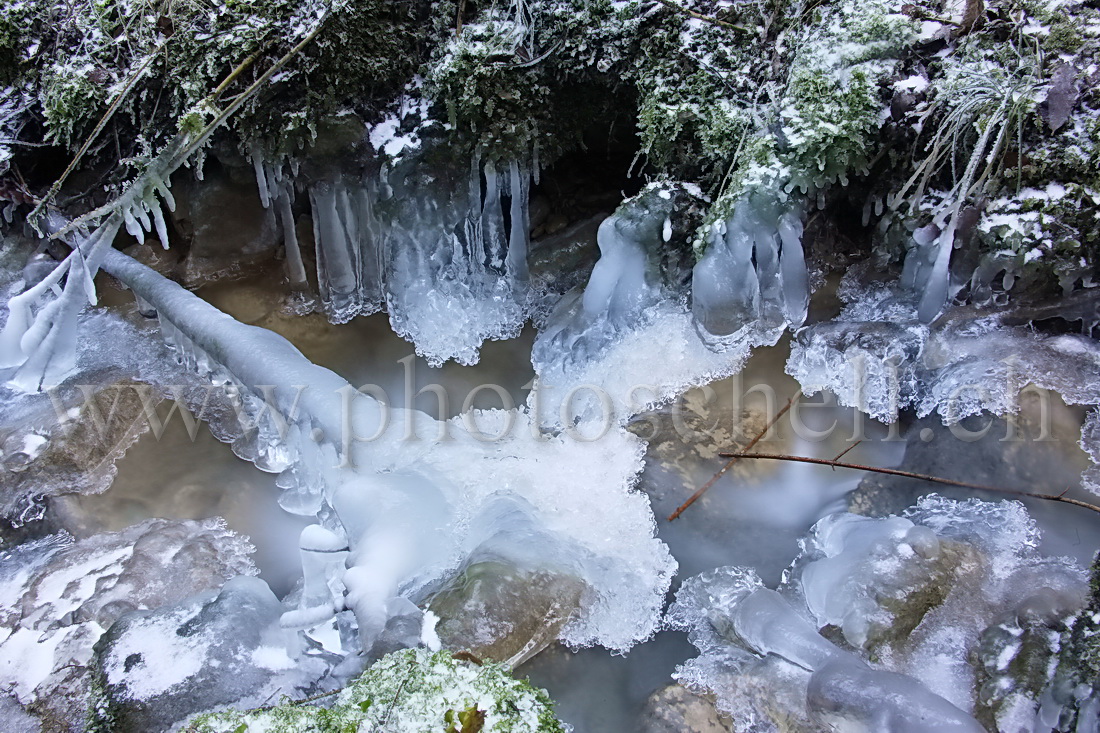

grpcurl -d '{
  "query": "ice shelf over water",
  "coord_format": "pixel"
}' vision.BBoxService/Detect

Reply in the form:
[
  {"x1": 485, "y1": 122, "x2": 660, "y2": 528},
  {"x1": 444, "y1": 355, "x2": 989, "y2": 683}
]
[{"x1": 787, "y1": 275, "x2": 1100, "y2": 494}]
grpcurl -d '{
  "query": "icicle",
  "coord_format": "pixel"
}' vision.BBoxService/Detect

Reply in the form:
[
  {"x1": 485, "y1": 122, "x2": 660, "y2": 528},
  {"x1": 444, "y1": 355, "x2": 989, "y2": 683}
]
[
  {"x1": 469, "y1": 150, "x2": 483, "y2": 213},
  {"x1": 352, "y1": 184, "x2": 383, "y2": 306},
  {"x1": 281, "y1": 525, "x2": 348, "y2": 629},
  {"x1": 310, "y1": 182, "x2": 358, "y2": 321},
  {"x1": 507, "y1": 160, "x2": 529, "y2": 281},
  {"x1": 151, "y1": 199, "x2": 170, "y2": 249},
  {"x1": 252, "y1": 144, "x2": 271, "y2": 208},
  {"x1": 123, "y1": 207, "x2": 143, "y2": 243},
  {"x1": 277, "y1": 189, "x2": 308, "y2": 289},
  {"x1": 532, "y1": 139, "x2": 541, "y2": 186},
  {"x1": 154, "y1": 176, "x2": 176, "y2": 213},
  {"x1": 481, "y1": 159, "x2": 506, "y2": 270},
  {"x1": 916, "y1": 228, "x2": 954, "y2": 323},
  {"x1": 778, "y1": 211, "x2": 808, "y2": 327},
  {"x1": 692, "y1": 208, "x2": 761, "y2": 341},
  {"x1": 754, "y1": 229, "x2": 784, "y2": 330},
  {"x1": 135, "y1": 201, "x2": 152, "y2": 232}
]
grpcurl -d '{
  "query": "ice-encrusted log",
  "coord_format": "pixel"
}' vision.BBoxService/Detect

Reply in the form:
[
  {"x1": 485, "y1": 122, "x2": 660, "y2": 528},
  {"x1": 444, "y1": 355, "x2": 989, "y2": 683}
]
[
  {"x1": 99, "y1": 247, "x2": 386, "y2": 513},
  {"x1": 692, "y1": 192, "x2": 809, "y2": 350}
]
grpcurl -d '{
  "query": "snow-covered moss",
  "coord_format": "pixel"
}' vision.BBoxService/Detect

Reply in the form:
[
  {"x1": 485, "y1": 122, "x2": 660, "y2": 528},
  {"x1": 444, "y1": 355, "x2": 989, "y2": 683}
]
[
  {"x1": 186, "y1": 649, "x2": 566, "y2": 733},
  {"x1": 687, "y1": 0, "x2": 916, "y2": 253}
]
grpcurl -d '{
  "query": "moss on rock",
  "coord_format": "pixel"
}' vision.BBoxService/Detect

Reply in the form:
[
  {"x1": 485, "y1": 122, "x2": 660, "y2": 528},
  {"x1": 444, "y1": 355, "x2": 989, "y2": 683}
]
[{"x1": 186, "y1": 648, "x2": 566, "y2": 733}]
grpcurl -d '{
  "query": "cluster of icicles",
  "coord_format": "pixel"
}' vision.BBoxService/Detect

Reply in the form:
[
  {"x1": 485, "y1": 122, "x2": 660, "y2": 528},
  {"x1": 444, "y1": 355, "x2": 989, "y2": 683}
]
[
  {"x1": 253, "y1": 152, "x2": 532, "y2": 366},
  {"x1": 0, "y1": 153, "x2": 179, "y2": 392}
]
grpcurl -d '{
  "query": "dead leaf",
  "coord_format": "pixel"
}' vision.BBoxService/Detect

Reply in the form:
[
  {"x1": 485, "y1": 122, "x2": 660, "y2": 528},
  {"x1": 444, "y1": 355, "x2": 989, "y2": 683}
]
[{"x1": 1040, "y1": 64, "x2": 1080, "y2": 132}]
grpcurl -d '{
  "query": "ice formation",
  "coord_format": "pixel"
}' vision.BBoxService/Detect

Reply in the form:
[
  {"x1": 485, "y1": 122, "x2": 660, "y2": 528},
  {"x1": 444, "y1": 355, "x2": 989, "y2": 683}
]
[
  {"x1": 786, "y1": 276, "x2": 1100, "y2": 494},
  {"x1": 257, "y1": 153, "x2": 533, "y2": 366},
  {"x1": 532, "y1": 184, "x2": 764, "y2": 425},
  {"x1": 692, "y1": 192, "x2": 808, "y2": 349},
  {"x1": 667, "y1": 496, "x2": 1086, "y2": 732},
  {"x1": 95, "y1": 247, "x2": 674, "y2": 663}
]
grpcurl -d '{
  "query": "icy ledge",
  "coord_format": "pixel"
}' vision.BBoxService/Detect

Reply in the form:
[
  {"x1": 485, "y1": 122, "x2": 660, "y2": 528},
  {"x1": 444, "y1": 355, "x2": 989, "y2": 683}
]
[{"x1": 786, "y1": 279, "x2": 1100, "y2": 494}]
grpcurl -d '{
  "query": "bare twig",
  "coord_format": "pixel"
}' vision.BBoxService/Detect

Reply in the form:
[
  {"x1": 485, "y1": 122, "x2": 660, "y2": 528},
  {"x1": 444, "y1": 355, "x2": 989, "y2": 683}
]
[
  {"x1": 456, "y1": 0, "x2": 467, "y2": 37},
  {"x1": 831, "y1": 439, "x2": 861, "y2": 465},
  {"x1": 717, "y1": 452, "x2": 1100, "y2": 515},
  {"x1": 667, "y1": 396, "x2": 794, "y2": 521},
  {"x1": 650, "y1": 0, "x2": 749, "y2": 33}
]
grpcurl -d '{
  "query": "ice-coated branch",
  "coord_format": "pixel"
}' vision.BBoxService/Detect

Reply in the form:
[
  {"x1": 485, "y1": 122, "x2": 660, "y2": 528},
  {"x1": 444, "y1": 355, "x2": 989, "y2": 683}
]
[{"x1": 1, "y1": 9, "x2": 333, "y2": 392}]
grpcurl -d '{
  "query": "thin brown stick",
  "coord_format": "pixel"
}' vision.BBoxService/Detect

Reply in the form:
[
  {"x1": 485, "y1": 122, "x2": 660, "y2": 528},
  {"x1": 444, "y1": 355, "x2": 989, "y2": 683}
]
[
  {"x1": 650, "y1": 0, "x2": 749, "y2": 32},
  {"x1": 831, "y1": 439, "x2": 861, "y2": 465},
  {"x1": 667, "y1": 396, "x2": 794, "y2": 521},
  {"x1": 718, "y1": 452, "x2": 1100, "y2": 515}
]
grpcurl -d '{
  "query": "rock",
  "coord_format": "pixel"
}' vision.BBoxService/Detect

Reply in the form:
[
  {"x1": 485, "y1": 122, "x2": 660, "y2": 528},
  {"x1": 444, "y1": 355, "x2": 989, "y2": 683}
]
[
  {"x1": 0, "y1": 377, "x2": 160, "y2": 523},
  {"x1": 638, "y1": 684, "x2": 732, "y2": 733},
  {"x1": 171, "y1": 161, "x2": 280, "y2": 287},
  {"x1": 529, "y1": 212, "x2": 606, "y2": 317},
  {"x1": 298, "y1": 114, "x2": 371, "y2": 180},
  {"x1": 427, "y1": 561, "x2": 586, "y2": 668},
  {"x1": 92, "y1": 576, "x2": 286, "y2": 732},
  {"x1": 0, "y1": 519, "x2": 256, "y2": 731},
  {"x1": 188, "y1": 648, "x2": 567, "y2": 732}
]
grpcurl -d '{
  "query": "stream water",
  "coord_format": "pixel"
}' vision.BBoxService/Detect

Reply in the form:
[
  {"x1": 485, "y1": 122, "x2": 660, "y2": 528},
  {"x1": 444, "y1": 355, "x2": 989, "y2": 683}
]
[{"x1": 64, "y1": 266, "x2": 1100, "y2": 732}]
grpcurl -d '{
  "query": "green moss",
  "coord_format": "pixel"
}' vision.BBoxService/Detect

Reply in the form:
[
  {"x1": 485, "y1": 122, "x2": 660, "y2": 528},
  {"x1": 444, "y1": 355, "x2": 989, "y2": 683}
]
[
  {"x1": 186, "y1": 649, "x2": 566, "y2": 733},
  {"x1": 40, "y1": 60, "x2": 109, "y2": 148}
]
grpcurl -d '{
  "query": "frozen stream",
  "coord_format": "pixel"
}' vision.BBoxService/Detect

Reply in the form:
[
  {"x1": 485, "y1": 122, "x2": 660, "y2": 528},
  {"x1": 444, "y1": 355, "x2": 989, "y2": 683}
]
[{"x1": 59, "y1": 266, "x2": 1100, "y2": 732}]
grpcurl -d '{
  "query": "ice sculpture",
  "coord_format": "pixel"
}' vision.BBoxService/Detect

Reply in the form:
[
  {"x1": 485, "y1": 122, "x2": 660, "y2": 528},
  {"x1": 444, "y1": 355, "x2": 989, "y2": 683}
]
[
  {"x1": 668, "y1": 566, "x2": 984, "y2": 732},
  {"x1": 692, "y1": 191, "x2": 808, "y2": 349},
  {"x1": 667, "y1": 496, "x2": 1086, "y2": 732},
  {"x1": 530, "y1": 183, "x2": 762, "y2": 424},
  {"x1": 95, "y1": 247, "x2": 674, "y2": 660},
  {"x1": 533, "y1": 184, "x2": 678, "y2": 369}
]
